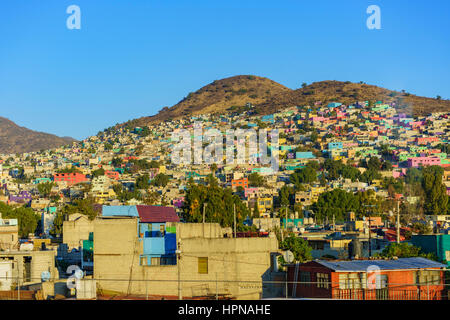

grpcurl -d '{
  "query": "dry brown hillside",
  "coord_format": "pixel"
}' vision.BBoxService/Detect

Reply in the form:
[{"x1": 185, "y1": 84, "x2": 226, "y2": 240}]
[
  {"x1": 259, "y1": 80, "x2": 450, "y2": 116},
  {"x1": 0, "y1": 117, "x2": 77, "y2": 154},
  {"x1": 127, "y1": 75, "x2": 291, "y2": 126},
  {"x1": 122, "y1": 76, "x2": 450, "y2": 128}
]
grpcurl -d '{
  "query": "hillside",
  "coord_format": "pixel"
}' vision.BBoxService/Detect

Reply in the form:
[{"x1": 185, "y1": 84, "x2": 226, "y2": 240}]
[
  {"x1": 0, "y1": 117, "x2": 77, "y2": 154},
  {"x1": 124, "y1": 75, "x2": 291, "y2": 127},
  {"x1": 121, "y1": 76, "x2": 450, "y2": 128},
  {"x1": 259, "y1": 80, "x2": 450, "y2": 116}
]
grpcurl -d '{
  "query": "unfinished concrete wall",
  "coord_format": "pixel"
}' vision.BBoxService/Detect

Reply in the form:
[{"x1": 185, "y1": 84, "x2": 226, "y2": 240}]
[
  {"x1": 0, "y1": 225, "x2": 18, "y2": 250},
  {"x1": 94, "y1": 219, "x2": 279, "y2": 299},
  {"x1": 63, "y1": 214, "x2": 94, "y2": 250}
]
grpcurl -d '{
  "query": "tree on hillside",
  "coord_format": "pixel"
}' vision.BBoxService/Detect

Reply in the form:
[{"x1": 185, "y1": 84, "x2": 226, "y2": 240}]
[
  {"x1": 422, "y1": 166, "x2": 448, "y2": 215},
  {"x1": 151, "y1": 173, "x2": 170, "y2": 187},
  {"x1": 37, "y1": 182, "x2": 55, "y2": 198},
  {"x1": 0, "y1": 203, "x2": 40, "y2": 238},
  {"x1": 136, "y1": 174, "x2": 150, "y2": 190},
  {"x1": 312, "y1": 189, "x2": 360, "y2": 223},
  {"x1": 91, "y1": 168, "x2": 105, "y2": 179},
  {"x1": 248, "y1": 172, "x2": 265, "y2": 187},
  {"x1": 290, "y1": 166, "x2": 317, "y2": 187},
  {"x1": 182, "y1": 182, "x2": 250, "y2": 229}
]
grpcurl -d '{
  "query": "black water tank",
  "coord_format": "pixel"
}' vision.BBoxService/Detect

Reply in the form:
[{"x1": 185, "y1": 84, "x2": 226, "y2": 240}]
[{"x1": 348, "y1": 238, "x2": 362, "y2": 259}]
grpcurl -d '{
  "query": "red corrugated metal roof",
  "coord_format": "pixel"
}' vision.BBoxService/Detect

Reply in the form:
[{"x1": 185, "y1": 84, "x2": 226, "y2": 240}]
[{"x1": 135, "y1": 205, "x2": 180, "y2": 223}]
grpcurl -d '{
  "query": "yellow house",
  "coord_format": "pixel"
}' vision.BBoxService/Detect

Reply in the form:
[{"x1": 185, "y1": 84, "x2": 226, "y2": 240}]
[
  {"x1": 371, "y1": 179, "x2": 383, "y2": 188},
  {"x1": 257, "y1": 197, "x2": 273, "y2": 213},
  {"x1": 310, "y1": 186, "x2": 326, "y2": 203},
  {"x1": 92, "y1": 189, "x2": 117, "y2": 204}
]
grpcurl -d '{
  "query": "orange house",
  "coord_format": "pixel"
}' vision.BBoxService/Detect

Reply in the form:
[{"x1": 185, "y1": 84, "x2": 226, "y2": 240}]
[
  {"x1": 231, "y1": 178, "x2": 248, "y2": 189},
  {"x1": 287, "y1": 257, "x2": 447, "y2": 300},
  {"x1": 53, "y1": 173, "x2": 87, "y2": 185}
]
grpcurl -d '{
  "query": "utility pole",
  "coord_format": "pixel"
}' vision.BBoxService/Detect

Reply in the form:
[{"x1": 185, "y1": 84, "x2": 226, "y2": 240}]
[
  {"x1": 368, "y1": 214, "x2": 372, "y2": 257},
  {"x1": 233, "y1": 203, "x2": 236, "y2": 238},
  {"x1": 396, "y1": 200, "x2": 400, "y2": 244},
  {"x1": 203, "y1": 203, "x2": 206, "y2": 237},
  {"x1": 285, "y1": 206, "x2": 288, "y2": 234},
  {"x1": 363, "y1": 204, "x2": 376, "y2": 258},
  {"x1": 17, "y1": 274, "x2": 20, "y2": 301},
  {"x1": 176, "y1": 241, "x2": 182, "y2": 300}
]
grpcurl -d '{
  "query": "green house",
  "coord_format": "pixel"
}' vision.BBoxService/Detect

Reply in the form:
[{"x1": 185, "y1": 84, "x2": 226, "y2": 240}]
[{"x1": 411, "y1": 234, "x2": 450, "y2": 266}]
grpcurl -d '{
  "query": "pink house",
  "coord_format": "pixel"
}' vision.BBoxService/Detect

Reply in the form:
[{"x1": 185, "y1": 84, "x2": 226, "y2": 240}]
[
  {"x1": 392, "y1": 168, "x2": 407, "y2": 178},
  {"x1": 244, "y1": 187, "x2": 258, "y2": 198},
  {"x1": 407, "y1": 157, "x2": 441, "y2": 168},
  {"x1": 172, "y1": 197, "x2": 185, "y2": 208}
]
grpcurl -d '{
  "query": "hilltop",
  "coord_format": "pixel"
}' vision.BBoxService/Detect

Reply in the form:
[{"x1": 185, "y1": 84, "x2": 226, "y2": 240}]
[
  {"x1": 259, "y1": 80, "x2": 450, "y2": 116},
  {"x1": 120, "y1": 76, "x2": 450, "y2": 128},
  {"x1": 122, "y1": 75, "x2": 291, "y2": 127},
  {"x1": 0, "y1": 117, "x2": 77, "y2": 154}
]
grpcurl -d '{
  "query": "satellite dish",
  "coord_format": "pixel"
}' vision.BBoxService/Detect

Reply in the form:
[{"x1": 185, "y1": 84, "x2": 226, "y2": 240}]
[
  {"x1": 283, "y1": 250, "x2": 294, "y2": 263},
  {"x1": 41, "y1": 271, "x2": 51, "y2": 282}
]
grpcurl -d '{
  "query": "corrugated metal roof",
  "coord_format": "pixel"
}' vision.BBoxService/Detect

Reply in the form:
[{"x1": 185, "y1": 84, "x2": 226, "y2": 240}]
[
  {"x1": 102, "y1": 205, "x2": 139, "y2": 217},
  {"x1": 316, "y1": 257, "x2": 447, "y2": 272},
  {"x1": 136, "y1": 205, "x2": 180, "y2": 223}
]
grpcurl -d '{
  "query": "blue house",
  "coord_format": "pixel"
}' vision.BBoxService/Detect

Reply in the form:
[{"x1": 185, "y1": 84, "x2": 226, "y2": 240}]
[
  {"x1": 261, "y1": 114, "x2": 275, "y2": 123},
  {"x1": 328, "y1": 142, "x2": 343, "y2": 150},
  {"x1": 102, "y1": 205, "x2": 180, "y2": 266},
  {"x1": 296, "y1": 152, "x2": 315, "y2": 159},
  {"x1": 328, "y1": 102, "x2": 342, "y2": 108}
]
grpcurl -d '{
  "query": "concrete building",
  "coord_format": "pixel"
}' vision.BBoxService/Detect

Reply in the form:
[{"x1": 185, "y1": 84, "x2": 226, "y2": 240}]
[
  {"x1": 63, "y1": 213, "x2": 94, "y2": 250},
  {"x1": 93, "y1": 217, "x2": 279, "y2": 299},
  {"x1": 0, "y1": 249, "x2": 56, "y2": 288},
  {"x1": 0, "y1": 214, "x2": 18, "y2": 251}
]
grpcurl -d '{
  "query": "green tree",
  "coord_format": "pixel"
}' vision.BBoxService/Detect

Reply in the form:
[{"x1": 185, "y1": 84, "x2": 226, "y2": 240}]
[
  {"x1": 151, "y1": 173, "x2": 170, "y2": 187},
  {"x1": 252, "y1": 202, "x2": 260, "y2": 218},
  {"x1": 312, "y1": 189, "x2": 360, "y2": 223},
  {"x1": 37, "y1": 182, "x2": 55, "y2": 198},
  {"x1": 280, "y1": 236, "x2": 313, "y2": 263},
  {"x1": 91, "y1": 168, "x2": 105, "y2": 179},
  {"x1": 422, "y1": 166, "x2": 448, "y2": 215},
  {"x1": 136, "y1": 174, "x2": 150, "y2": 190},
  {"x1": 248, "y1": 172, "x2": 265, "y2": 187},
  {"x1": 290, "y1": 166, "x2": 317, "y2": 187},
  {"x1": 0, "y1": 203, "x2": 40, "y2": 238},
  {"x1": 376, "y1": 243, "x2": 437, "y2": 260}
]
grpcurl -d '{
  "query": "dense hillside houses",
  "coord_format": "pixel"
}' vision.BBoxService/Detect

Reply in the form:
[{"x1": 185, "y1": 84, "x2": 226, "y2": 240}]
[{"x1": 0, "y1": 100, "x2": 449, "y2": 300}]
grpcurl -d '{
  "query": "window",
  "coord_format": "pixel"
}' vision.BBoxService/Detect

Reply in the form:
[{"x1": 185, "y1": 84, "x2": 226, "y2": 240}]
[
  {"x1": 160, "y1": 225, "x2": 165, "y2": 236},
  {"x1": 416, "y1": 270, "x2": 441, "y2": 285},
  {"x1": 317, "y1": 273, "x2": 329, "y2": 289},
  {"x1": 339, "y1": 273, "x2": 370, "y2": 289},
  {"x1": 198, "y1": 257, "x2": 208, "y2": 274},
  {"x1": 151, "y1": 257, "x2": 161, "y2": 266},
  {"x1": 140, "y1": 256, "x2": 147, "y2": 266}
]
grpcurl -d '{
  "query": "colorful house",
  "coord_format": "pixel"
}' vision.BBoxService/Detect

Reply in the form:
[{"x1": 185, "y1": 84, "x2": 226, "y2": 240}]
[
  {"x1": 53, "y1": 173, "x2": 88, "y2": 185},
  {"x1": 287, "y1": 257, "x2": 447, "y2": 300},
  {"x1": 102, "y1": 205, "x2": 180, "y2": 266},
  {"x1": 411, "y1": 234, "x2": 450, "y2": 266}
]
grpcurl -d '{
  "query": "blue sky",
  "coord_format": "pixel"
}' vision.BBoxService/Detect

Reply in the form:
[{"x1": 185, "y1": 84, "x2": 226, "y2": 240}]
[{"x1": 0, "y1": 0, "x2": 449, "y2": 140}]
